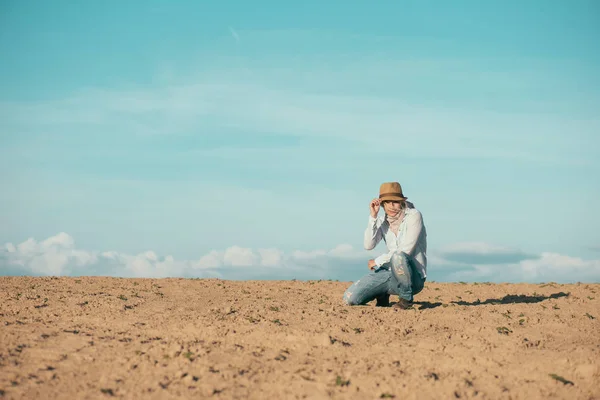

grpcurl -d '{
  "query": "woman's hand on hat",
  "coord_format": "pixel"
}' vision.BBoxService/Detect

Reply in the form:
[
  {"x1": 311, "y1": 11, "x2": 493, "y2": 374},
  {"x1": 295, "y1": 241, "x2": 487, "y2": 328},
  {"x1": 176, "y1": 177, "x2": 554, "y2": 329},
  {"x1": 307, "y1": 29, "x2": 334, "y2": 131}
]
[{"x1": 370, "y1": 198, "x2": 380, "y2": 218}]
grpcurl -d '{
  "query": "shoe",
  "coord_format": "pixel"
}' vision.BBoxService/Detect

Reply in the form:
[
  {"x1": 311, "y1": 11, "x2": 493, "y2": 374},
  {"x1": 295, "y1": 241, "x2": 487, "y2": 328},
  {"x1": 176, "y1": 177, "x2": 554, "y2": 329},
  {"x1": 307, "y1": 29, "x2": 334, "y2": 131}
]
[
  {"x1": 393, "y1": 298, "x2": 413, "y2": 309},
  {"x1": 375, "y1": 295, "x2": 390, "y2": 307}
]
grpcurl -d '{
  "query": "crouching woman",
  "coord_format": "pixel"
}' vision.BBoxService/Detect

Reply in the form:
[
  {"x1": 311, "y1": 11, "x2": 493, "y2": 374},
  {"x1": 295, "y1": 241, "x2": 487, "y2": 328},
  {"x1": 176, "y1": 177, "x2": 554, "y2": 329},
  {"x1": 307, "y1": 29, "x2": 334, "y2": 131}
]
[{"x1": 343, "y1": 182, "x2": 428, "y2": 309}]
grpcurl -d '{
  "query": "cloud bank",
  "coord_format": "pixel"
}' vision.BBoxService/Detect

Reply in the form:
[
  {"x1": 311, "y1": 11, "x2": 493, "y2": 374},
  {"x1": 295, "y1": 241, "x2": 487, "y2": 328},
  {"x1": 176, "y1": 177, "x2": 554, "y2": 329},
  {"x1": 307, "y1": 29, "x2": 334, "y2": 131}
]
[
  {"x1": 0, "y1": 233, "x2": 368, "y2": 281},
  {"x1": 437, "y1": 242, "x2": 538, "y2": 265},
  {"x1": 1, "y1": 233, "x2": 599, "y2": 283}
]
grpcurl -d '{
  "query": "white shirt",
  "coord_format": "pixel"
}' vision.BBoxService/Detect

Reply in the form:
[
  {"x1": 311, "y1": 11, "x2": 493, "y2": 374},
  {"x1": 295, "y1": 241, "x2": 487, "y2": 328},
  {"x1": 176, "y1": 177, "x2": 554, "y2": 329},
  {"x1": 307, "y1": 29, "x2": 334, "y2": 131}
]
[{"x1": 363, "y1": 201, "x2": 428, "y2": 279}]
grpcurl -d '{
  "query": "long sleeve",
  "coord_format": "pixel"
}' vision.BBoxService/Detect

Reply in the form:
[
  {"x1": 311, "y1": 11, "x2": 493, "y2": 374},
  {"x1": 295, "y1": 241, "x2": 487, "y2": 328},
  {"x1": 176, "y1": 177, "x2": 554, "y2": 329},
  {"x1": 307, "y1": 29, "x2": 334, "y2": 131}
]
[
  {"x1": 363, "y1": 216, "x2": 382, "y2": 250},
  {"x1": 398, "y1": 210, "x2": 423, "y2": 256}
]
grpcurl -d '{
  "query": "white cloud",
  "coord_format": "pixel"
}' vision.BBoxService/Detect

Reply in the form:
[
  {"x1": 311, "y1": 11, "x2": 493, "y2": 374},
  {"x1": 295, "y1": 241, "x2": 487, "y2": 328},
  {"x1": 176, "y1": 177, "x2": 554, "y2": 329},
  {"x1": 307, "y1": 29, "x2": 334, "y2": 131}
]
[
  {"x1": 1, "y1": 233, "x2": 599, "y2": 283},
  {"x1": 440, "y1": 242, "x2": 520, "y2": 255},
  {"x1": 4, "y1": 232, "x2": 98, "y2": 276},
  {"x1": 258, "y1": 248, "x2": 284, "y2": 267},
  {"x1": 0, "y1": 233, "x2": 367, "y2": 279},
  {"x1": 222, "y1": 246, "x2": 259, "y2": 267},
  {"x1": 195, "y1": 250, "x2": 223, "y2": 269},
  {"x1": 436, "y1": 241, "x2": 536, "y2": 265},
  {"x1": 520, "y1": 252, "x2": 600, "y2": 281},
  {"x1": 436, "y1": 251, "x2": 600, "y2": 284},
  {"x1": 432, "y1": 242, "x2": 599, "y2": 282}
]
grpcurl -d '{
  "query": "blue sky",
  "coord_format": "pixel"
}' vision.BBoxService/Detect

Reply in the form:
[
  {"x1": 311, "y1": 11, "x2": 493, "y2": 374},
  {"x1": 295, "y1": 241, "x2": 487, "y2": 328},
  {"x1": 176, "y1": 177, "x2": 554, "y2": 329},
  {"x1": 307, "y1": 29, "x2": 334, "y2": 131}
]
[{"x1": 1, "y1": 0, "x2": 599, "y2": 283}]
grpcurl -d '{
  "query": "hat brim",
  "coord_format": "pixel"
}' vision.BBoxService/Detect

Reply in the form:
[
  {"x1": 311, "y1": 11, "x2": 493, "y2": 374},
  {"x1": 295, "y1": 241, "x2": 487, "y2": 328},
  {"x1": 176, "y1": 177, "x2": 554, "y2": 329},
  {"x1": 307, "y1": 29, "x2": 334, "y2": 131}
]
[{"x1": 379, "y1": 194, "x2": 407, "y2": 201}]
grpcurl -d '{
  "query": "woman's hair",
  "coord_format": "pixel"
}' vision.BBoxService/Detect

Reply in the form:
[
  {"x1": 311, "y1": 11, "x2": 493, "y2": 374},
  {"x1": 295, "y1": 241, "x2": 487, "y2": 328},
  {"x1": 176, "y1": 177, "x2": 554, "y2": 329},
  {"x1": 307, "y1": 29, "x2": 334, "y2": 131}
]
[{"x1": 382, "y1": 200, "x2": 406, "y2": 209}]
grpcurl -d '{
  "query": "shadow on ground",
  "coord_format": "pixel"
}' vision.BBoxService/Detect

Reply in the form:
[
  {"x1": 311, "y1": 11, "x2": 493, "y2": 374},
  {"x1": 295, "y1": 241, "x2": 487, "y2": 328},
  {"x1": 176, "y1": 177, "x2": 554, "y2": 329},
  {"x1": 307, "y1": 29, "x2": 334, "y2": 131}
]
[{"x1": 412, "y1": 292, "x2": 571, "y2": 310}]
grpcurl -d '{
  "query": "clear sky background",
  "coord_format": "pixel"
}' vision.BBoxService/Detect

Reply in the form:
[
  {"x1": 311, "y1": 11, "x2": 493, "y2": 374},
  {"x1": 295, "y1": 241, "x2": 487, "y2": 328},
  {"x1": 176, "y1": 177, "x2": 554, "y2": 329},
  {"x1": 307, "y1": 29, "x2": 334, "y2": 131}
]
[{"x1": 1, "y1": 0, "x2": 599, "y2": 283}]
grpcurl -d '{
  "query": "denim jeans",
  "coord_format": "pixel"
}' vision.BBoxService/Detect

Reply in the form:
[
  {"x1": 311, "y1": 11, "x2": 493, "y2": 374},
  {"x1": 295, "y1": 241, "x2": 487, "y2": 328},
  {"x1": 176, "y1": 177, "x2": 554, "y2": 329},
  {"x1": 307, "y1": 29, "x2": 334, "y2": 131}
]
[{"x1": 343, "y1": 251, "x2": 426, "y2": 305}]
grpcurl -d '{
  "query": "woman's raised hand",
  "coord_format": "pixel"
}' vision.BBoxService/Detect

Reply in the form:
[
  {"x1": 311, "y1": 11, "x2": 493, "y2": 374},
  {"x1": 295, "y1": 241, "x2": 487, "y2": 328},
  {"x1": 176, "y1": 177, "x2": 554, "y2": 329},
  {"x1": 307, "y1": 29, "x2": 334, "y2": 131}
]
[{"x1": 369, "y1": 198, "x2": 380, "y2": 218}]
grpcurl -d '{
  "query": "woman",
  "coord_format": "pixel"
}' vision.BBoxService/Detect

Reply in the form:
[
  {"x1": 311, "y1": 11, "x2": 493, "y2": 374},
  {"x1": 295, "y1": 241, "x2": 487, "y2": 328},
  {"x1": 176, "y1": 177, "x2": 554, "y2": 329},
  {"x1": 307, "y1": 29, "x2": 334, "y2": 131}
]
[{"x1": 343, "y1": 182, "x2": 428, "y2": 309}]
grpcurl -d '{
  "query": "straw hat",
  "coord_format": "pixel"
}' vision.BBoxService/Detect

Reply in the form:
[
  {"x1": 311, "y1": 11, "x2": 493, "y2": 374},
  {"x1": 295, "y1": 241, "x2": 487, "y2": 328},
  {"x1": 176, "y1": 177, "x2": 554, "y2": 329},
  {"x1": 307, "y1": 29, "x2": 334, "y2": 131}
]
[{"x1": 378, "y1": 182, "x2": 407, "y2": 202}]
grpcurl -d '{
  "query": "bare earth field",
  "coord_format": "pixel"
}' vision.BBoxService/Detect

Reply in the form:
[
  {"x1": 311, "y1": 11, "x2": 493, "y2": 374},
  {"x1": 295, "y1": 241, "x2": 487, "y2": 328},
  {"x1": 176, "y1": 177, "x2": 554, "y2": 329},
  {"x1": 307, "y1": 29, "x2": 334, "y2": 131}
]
[{"x1": 0, "y1": 277, "x2": 598, "y2": 400}]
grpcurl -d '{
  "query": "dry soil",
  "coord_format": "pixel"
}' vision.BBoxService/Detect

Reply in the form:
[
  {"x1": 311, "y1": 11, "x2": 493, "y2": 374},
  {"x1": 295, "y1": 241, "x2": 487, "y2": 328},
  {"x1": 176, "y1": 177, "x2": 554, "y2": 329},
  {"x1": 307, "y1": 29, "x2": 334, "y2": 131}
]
[{"x1": 1, "y1": 277, "x2": 599, "y2": 399}]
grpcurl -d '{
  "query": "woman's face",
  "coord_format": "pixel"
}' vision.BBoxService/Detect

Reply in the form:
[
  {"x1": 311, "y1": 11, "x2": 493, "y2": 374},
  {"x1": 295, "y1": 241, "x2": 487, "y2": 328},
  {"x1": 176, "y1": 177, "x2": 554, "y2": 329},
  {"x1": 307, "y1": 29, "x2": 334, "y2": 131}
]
[{"x1": 382, "y1": 200, "x2": 403, "y2": 217}]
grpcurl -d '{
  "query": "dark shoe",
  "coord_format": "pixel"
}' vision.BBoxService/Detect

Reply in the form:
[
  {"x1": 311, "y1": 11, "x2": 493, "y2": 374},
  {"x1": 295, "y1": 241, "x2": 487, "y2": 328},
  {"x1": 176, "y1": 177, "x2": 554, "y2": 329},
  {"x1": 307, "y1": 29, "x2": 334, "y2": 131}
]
[
  {"x1": 375, "y1": 295, "x2": 390, "y2": 307},
  {"x1": 393, "y1": 298, "x2": 413, "y2": 309}
]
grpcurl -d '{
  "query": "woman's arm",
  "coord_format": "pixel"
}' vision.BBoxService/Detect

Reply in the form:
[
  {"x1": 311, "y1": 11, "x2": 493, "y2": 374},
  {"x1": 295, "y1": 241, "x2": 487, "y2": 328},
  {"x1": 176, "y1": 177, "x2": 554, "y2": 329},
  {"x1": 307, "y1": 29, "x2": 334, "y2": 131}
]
[{"x1": 364, "y1": 215, "x2": 383, "y2": 250}]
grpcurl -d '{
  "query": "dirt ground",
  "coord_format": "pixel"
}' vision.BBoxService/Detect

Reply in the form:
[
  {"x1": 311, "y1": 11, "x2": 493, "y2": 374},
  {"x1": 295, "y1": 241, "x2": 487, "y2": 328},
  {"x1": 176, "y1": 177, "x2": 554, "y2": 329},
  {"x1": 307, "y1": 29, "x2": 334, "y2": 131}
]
[{"x1": 0, "y1": 277, "x2": 598, "y2": 399}]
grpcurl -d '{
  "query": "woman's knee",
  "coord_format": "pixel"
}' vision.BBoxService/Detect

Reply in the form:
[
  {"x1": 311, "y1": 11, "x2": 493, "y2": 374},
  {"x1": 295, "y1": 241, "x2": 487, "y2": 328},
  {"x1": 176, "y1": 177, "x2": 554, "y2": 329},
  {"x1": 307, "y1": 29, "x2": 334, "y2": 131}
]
[
  {"x1": 390, "y1": 253, "x2": 410, "y2": 281},
  {"x1": 390, "y1": 251, "x2": 408, "y2": 267},
  {"x1": 343, "y1": 288, "x2": 360, "y2": 305}
]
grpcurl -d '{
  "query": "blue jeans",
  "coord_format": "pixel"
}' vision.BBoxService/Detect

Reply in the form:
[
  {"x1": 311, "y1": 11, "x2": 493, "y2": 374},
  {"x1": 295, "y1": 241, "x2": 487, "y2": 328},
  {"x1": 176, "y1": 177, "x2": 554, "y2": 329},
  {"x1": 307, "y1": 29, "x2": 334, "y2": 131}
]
[{"x1": 343, "y1": 251, "x2": 426, "y2": 305}]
